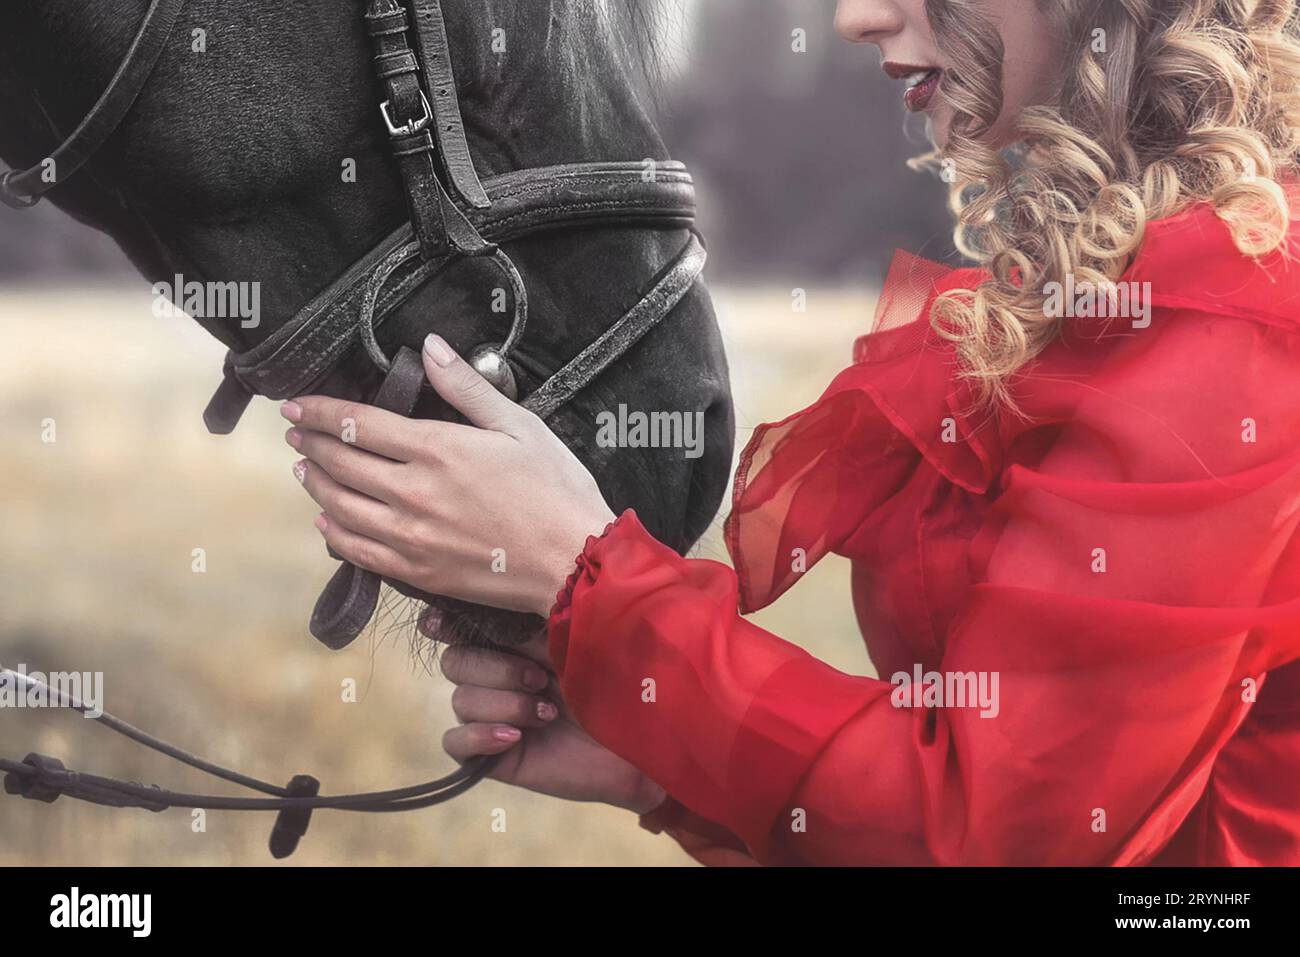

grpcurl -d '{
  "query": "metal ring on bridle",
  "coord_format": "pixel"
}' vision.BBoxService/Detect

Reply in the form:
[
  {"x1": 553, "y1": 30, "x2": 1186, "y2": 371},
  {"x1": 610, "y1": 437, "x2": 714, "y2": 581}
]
[
  {"x1": 465, "y1": 247, "x2": 528, "y2": 400},
  {"x1": 357, "y1": 240, "x2": 529, "y2": 403},
  {"x1": 357, "y1": 240, "x2": 423, "y2": 373}
]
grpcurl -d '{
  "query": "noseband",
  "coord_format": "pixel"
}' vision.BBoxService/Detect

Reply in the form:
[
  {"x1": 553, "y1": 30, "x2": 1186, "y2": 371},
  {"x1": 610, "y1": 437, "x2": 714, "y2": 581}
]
[{"x1": 2, "y1": 0, "x2": 708, "y2": 857}]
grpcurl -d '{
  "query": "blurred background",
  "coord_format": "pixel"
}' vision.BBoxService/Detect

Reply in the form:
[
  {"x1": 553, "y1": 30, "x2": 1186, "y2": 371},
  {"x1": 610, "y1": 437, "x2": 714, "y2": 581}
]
[{"x1": 0, "y1": 0, "x2": 955, "y2": 865}]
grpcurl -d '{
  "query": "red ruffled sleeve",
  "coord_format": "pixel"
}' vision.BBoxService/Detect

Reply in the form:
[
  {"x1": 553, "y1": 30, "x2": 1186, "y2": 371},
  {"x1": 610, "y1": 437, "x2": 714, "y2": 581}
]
[
  {"x1": 726, "y1": 252, "x2": 996, "y2": 613},
  {"x1": 549, "y1": 508, "x2": 887, "y2": 864},
  {"x1": 547, "y1": 225, "x2": 1300, "y2": 866}
]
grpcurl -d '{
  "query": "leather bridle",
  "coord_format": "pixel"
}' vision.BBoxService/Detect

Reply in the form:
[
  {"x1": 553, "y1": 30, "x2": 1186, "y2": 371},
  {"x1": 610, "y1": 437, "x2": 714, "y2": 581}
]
[{"x1": 2, "y1": 0, "x2": 708, "y2": 857}]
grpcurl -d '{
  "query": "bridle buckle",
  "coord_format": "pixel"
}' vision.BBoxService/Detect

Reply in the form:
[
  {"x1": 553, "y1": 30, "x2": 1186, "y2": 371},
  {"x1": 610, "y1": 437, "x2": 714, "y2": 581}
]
[{"x1": 380, "y1": 92, "x2": 433, "y2": 137}]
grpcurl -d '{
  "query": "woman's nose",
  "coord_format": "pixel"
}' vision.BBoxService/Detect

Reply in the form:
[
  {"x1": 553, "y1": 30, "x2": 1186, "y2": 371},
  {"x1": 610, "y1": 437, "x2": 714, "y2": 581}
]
[{"x1": 834, "y1": 0, "x2": 906, "y2": 44}]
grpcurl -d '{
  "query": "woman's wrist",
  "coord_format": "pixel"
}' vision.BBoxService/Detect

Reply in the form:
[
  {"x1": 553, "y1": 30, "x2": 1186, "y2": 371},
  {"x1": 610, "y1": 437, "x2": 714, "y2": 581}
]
[
  {"x1": 606, "y1": 773, "x2": 667, "y2": 815},
  {"x1": 532, "y1": 507, "x2": 618, "y2": 617},
  {"x1": 627, "y1": 778, "x2": 668, "y2": 816}
]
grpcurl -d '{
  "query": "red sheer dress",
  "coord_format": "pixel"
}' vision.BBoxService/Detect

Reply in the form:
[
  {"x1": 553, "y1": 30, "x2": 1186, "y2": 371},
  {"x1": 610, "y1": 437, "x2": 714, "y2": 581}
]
[{"x1": 547, "y1": 196, "x2": 1300, "y2": 866}]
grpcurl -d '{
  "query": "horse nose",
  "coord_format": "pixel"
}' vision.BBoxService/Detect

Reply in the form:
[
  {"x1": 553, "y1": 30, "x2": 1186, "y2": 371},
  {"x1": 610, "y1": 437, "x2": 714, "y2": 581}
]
[{"x1": 675, "y1": 395, "x2": 737, "y2": 552}]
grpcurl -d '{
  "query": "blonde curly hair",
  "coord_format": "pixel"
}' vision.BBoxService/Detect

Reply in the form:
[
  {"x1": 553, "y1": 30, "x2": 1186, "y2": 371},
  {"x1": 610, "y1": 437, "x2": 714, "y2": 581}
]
[{"x1": 918, "y1": 0, "x2": 1300, "y2": 408}]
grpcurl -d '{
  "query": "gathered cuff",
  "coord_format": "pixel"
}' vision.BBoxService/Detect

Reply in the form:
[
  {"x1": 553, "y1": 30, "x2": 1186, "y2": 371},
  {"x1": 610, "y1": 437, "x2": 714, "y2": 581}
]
[
  {"x1": 548, "y1": 512, "x2": 628, "y2": 621},
  {"x1": 546, "y1": 511, "x2": 635, "y2": 667}
]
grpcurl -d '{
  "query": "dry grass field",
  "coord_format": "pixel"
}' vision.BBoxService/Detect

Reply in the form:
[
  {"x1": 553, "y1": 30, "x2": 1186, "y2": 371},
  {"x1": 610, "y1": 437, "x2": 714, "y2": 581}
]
[{"x1": 0, "y1": 282, "x2": 879, "y2": 865}]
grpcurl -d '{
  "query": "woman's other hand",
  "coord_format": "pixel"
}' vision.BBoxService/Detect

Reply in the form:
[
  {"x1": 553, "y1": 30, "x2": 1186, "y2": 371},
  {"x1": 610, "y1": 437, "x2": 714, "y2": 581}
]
[{"x1": 436, "y1": 627, "x2": 666, "y2": 814}]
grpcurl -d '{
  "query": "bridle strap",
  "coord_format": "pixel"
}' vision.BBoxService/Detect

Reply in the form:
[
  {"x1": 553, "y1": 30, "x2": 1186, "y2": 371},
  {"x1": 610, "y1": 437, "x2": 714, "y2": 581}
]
[
  {"x1": 366, "y1": 0, "x2": 491, "y2": 261},
  {"x1": 522, "y1": 231, "x2": 708, "y2": 420},
  {"x1": 203, "y1": 161, "x2": 698, "y2": 434},
  {"x1": 309, "y1": 347, "x2": 429, "y2": 648},
  {"x1": 407, "y1": 0, "x2": 490, "y2": 209},
  {"x1": 0, "y1": 666, "x2": 496, "y2": 859},
  {"x1": 0, "y1": 0, "x2": 185, "y2": 209}
]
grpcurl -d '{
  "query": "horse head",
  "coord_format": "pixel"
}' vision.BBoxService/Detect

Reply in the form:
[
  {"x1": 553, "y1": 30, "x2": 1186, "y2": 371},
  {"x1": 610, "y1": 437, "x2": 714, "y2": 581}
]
[{"x1": 0, "y1": 0, "x2": 735, "y2": 650}]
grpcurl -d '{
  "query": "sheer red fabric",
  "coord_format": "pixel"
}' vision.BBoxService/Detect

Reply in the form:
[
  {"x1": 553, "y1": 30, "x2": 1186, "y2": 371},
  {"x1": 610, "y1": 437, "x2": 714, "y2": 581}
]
[{"x1": 548, "y1": 195, "x2": 1300, "y2": 865}]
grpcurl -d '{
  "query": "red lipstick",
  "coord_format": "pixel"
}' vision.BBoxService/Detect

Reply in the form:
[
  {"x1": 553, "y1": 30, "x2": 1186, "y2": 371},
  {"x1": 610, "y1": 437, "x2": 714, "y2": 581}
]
[{"x1": 883, "y1": 62, "x2": 944, "y2": 113}]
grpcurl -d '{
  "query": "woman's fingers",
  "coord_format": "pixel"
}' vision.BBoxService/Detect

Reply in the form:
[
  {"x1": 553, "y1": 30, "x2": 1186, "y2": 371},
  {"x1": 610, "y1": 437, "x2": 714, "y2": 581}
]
[
  {"x1": 440, "y1": 644, "x2": 550, "y2": 694},
  {"x1": 512, "y1": 633, "x2": 553, "y2": 668},
  {"x1": 281, "y1": 396, "x2": 427, "y2": 462},
  {"x1": 295, "y1": 459, "x2": 395, "y2": 543},
  {"x1": 451, "y1": 685, "x2": 559, "y2": 727},
  {"x1": 287, "y1": 427, "x2": 404, "y2": 504},
  {"x1": 419, "y1": 608, "x2": 553, "y2": 667},
  {"x1": 315, "y1": 513, "x2": 415, "y2": 582},
  {"x1": 442, "y1": 722, "x2": 524, "y2": 765},
  {"x1": 421, "y1": 334, "x2": 538, "y2": 438}
]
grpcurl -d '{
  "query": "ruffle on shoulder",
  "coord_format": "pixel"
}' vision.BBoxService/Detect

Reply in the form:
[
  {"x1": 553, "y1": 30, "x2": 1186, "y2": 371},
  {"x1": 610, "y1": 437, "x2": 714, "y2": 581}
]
[
  {"x1": 1125, "y1": 183, "x2": 1300, "y2": 329},
  {"x1": 724, "y1": 251, "x2": 997, "y2": 614}
]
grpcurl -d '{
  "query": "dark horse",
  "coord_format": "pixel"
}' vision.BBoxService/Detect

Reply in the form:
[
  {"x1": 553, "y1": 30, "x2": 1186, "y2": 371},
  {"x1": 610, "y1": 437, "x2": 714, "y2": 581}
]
[{"x1": 0, "y1": 0, "x2": 735, "y2": 649}]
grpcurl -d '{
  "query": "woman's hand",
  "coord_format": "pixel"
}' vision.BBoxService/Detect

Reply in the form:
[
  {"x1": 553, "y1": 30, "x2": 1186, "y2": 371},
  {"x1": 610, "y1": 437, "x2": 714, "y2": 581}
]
[
  {"x1": 281, "y1": 334, "x2": 616, "y2": 618},
  {"x1": 285, "y1": 336, "x2": 661, "y2": 813},
  {"x1": 435, "y1": 626, "x2": 667, "y2": 813}
]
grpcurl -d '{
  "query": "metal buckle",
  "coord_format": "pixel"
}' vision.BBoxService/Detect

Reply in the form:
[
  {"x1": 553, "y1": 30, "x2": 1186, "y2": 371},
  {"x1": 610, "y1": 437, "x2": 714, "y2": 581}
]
[
  {"x1": 0, "y1": 170, "x2": 41, "y2": 210},
  {"x1": 380, "y1": 92, "x2": 433, "y2": 137}
]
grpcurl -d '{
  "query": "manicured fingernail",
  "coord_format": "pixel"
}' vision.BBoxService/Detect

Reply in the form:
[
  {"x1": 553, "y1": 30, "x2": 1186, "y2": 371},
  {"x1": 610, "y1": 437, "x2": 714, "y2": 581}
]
[
  {"x1": 423, "y1": 334, "x2": 456, "y2": 367},
  {"x1": 314, "y1": 514, "x2": 328, "y2": 534},
  {"x1": 493, "y1": 726, "x2": 522, "y2": 743},
  {"x1": 281, "y1": 401, "x2": 302, "y2": 422},
  {"x1": 537, "y1": 701, "x2": 558, "y2": 722},
  {"x1": 286, "y1": 428, "x2": 303, "y2": 448},
  {"x1": 292, "y1": 460, "x2": 307, "y2": 484},
  {"x1": 523, "y1": 668, "x2": 549, "y2": 691}
]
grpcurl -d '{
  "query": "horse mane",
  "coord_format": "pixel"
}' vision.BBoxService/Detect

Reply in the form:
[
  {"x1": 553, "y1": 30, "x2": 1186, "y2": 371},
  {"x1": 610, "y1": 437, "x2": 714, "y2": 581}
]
[
  {"x1": 517, "y1": 0, "x2": 670, "y2": 106},
  {"x1": 605, "y1": 0, "x2": 669, "y2": 92}
]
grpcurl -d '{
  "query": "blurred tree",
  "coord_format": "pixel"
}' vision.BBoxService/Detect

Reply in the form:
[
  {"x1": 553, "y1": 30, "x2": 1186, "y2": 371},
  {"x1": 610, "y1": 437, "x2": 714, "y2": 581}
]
[{"x1": 661, "y1": 0, "x2": 959, "y2": 283}]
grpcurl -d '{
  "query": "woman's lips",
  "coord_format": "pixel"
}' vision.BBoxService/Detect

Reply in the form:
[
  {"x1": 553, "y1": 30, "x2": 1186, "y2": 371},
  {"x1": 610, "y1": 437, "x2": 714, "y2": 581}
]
[
  {"x1": 903, "y1": 69, "x2": 942, "y2": 113},
  {"x1": 883, "y1": 62, "x2": 943, "y2": 113}
]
